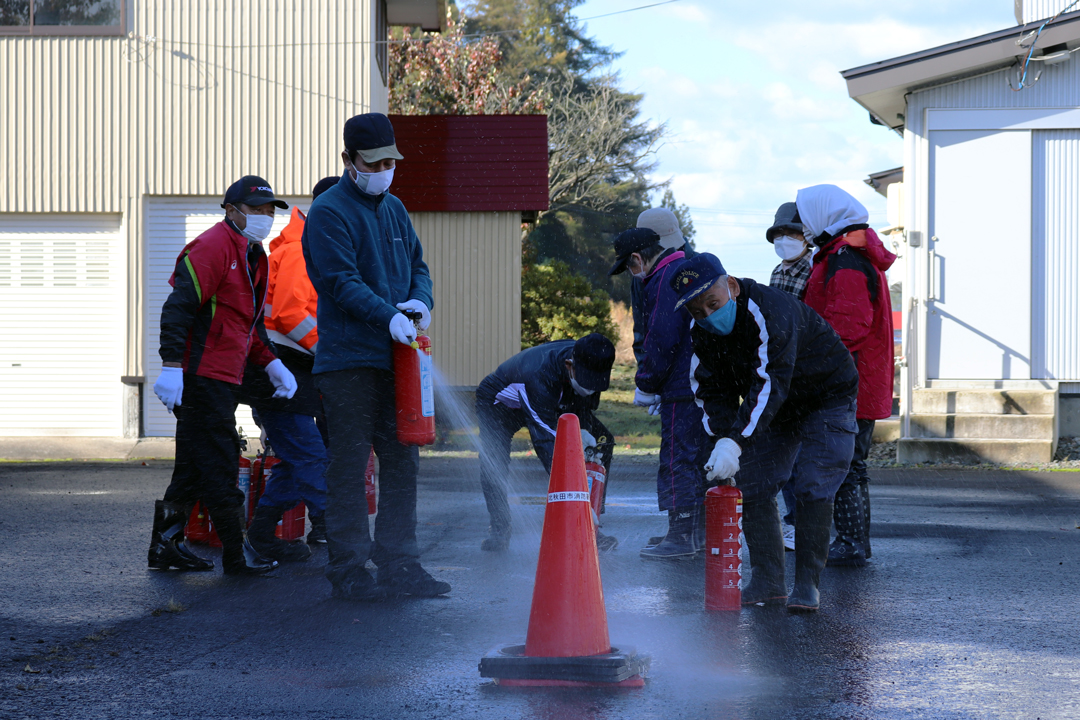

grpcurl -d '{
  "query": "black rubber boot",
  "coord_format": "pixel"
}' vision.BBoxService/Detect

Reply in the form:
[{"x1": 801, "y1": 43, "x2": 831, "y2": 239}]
[
  {"x1": 640, "y1": 508, "x2": 696, "y2": 559},
  {"x1": 214, "y1": 506, "x2": 276, "y2": 576},
  {"x1": 248, "y1": 505, "x2": 311, "y2": 562},
  {"x1": 307, "y1": 513, "x2": 327, "y2": 545},
  {"x1": 861, "y1": 481, "x2": 872, "y2": 559},
  {"x1": 740, "y1": 497, "x2": 787, "y2": 606},
  {"x1": 828, "y1": 481, "x2": 868, "y2": 567},
  {"x1": 377, "y1": 561, "x2": 451, "y2": 597},
  {"x1": 148, "y1": 501, "x2": 214, "y2": 572},
  {"x1": 788, "y1": 500, "x2": 833, "y2": 612}
]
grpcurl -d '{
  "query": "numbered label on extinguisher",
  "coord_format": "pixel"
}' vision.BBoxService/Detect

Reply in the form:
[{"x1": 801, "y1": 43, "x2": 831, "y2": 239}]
[{"x1": 418, "y1": 349, "x2": 435, "y2": 417}]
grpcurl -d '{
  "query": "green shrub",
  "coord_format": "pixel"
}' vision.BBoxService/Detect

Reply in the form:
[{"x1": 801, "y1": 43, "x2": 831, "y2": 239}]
[{"x1": 521, "y1": 259, "x2": 618, "y2": 348}]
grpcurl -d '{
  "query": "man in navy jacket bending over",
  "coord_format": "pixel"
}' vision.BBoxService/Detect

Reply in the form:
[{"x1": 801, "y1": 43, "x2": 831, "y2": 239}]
[
  {"x1": 673, "y1": 253, "x2": 858, "y2": 613},
  {"x1": 303, "y1": 113, "x2": 449, "y2": 602},
  {"x1": 475, "y1": 334, "x2": 617, "y2": 552}
]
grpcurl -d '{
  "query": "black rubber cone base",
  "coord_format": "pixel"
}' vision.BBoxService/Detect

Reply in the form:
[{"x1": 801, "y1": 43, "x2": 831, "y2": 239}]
[{"x1": 479, "y1": 643, "x2": 649, "y2": 686}]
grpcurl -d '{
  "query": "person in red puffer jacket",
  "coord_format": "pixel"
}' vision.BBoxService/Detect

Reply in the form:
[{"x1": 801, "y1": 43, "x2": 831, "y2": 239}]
[{"x1": 797, "y1": 184, "x2": 896, "y2": 568}]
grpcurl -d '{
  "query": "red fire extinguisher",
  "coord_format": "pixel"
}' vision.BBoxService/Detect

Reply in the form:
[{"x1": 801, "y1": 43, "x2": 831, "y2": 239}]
[
  {"x1": 705, "y1": 484, "x2": 743, "y2": 611},
  {"x1": 365, "y1": 448, "x2": 377, "y2": 515},
  {"x1": 584, "y1": 446, "x2": 606, "y2": 519},
  {"x1": 393, "y1": 312, "x2": 436, "y2": 446}
]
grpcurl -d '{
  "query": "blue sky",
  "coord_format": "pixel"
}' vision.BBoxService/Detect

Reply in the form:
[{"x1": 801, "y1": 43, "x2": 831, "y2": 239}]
[{"x1": 572, "y1": 0, "x2": 1016, "y2": 281}]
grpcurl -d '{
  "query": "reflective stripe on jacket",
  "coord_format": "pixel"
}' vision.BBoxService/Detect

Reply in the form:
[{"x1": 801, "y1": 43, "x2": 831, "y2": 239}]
[{"x1": 159, "y1": 219, "x2": 277, "y2": 384}]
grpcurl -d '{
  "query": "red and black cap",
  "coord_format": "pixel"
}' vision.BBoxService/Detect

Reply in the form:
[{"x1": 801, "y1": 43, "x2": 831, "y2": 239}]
[{"x1": 222, "y1": 175, "x2": 288, "y2": 210}]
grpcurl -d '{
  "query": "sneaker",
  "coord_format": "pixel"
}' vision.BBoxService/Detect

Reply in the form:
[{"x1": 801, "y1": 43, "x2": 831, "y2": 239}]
[
  {"x1": 377, "y1": 562, "x2": 451, "y2": 598},
  {"x1": 783, "y1": 524, "x2": 796, "y2": 552},
  {"x1": 596, "y1": 530, "x2": 618, "y2": 552},
  {"x1": 331, "y1": 572, "x2": 387, "y2": 602},
  {"x1": 480, "y1": 533, "x2": 510, "y2": 552},
  {"x1": 307, "y1": 514, "x2": 327, "y2": 545}
]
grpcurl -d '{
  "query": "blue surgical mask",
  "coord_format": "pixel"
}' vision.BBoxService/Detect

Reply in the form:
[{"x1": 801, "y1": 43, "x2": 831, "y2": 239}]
[{"x1": 699, "y1": 285, "x2": 737, "y2": 336}]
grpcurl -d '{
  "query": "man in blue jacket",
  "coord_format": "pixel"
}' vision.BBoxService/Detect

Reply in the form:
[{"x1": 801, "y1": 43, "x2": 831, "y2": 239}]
[
  {"x1": 302, "y1": 113, "x2": 449, "y2": 602},
  {"x1": 609, "y1": 228, "x2": 708, "y2": 559},
  {"x1": 475, "y1": 334, "x2": 616, "y2": 552}
]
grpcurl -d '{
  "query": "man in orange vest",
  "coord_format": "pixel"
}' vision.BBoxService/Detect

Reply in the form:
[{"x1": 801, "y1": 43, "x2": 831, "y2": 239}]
[{"x1": 243, "y1": 177, "x2": 338, "y2": 560}]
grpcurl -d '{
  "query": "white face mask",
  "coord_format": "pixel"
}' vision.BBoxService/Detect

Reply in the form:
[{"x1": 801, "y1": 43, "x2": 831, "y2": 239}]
[
  {"x1": 570, "y1": 376, "x2": 595, "y2": 397},
  {"x1": 773, "y1": 236, "x2": 807, "y2": 262},
  {"x1": 352, "y1": 164, "x2": 395, "y2": 196},
  {"x1": 241, "y1": 214, "x2": 275, "y2": 243}
]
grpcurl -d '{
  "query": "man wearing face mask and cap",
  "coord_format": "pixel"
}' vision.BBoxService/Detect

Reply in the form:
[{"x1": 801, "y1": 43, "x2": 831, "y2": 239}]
[
  {"x1": 148, "y1": 175, "x2": 298, "y2": 577},
  {"x1": 766, "y1": 202, "x2": 815, "y2": 551},
  {"x1": 767, "y1": 202, "x2": 814, "y2": 301},
  {"x1": 608, "y1": 227, "x2": 709, "y2": 559},
  {"x1": 302, "y1": 113, "x2": 449, "y2": 602},
  {"x1": 672, "y1": 253, "x2": 858, "y2": 612},
  {"x1": 474, "y1": 334, "x2": 617, "y2": 552}
]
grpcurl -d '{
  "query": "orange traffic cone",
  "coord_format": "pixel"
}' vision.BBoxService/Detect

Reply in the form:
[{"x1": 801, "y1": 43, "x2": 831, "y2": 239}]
[
  {"x1": 524, "y1": 412, "x2": 610, "y2": 657},
  {"x1": 479, "y1": 413, "x2": 649, "y2": 687}
]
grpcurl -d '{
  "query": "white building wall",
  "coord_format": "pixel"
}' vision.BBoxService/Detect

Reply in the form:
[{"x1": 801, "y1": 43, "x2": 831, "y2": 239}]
[
  {"x1": 1021, "y1": 1, "x2": 1080, "y2": 23},
  {"x1": 903, "y1": 55, "x2": 1080, "y2": 386}
]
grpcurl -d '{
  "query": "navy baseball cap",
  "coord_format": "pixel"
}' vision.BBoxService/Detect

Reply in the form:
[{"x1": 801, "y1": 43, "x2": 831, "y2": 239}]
[
  {"x1": 766, "y1": 202, "x2": 803, "y2": 242},
  {"x1": 572, "y1": 334, "x2": 616, "y2": 392},
  {"x1": 343, "y1": 113, "x2": 405, "y2": 164},
  {"x1": 221, "y1": 175, "x2": 288, "y2": 210},
  {"x1": 312, "y1": 176, "x2": 338, "y2": 199},
  {"x1": 671, "y1": 253, "x2": 727, "y2": 310},
  {"x1": 609, "y1": 227, "x2": 662, "y2": 276}
]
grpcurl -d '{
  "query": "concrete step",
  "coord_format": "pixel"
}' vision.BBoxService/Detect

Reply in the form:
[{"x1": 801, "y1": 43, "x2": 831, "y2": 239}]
[
  {"x1": 897, "y1": 438, "x2": 1054, "y2": 465},
  {"x1": 908, "y1": 413, "x2": 1055, "y2": 440},
  {"x1": 872, "y1": 416, "x2": 900, "y2": 443},
  {"x1": 912, "y1": 388, "x2": 1056, "y2": 415}
]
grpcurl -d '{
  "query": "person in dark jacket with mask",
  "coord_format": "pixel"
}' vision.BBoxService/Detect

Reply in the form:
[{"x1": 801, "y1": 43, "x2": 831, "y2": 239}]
[
  {"x1": 797, "y1": 184, "x2": 896, "y2": 568},
  {"x1": 302, "y1": 113, "x2": 449, "y2": 602},
  {"x1": 673, "y1": 253, "x2": 858, "y2": 612},
  {"x1": 475, "y1": 334, "x2": 617, "y2": 552},
  {"x1": 148, "y1": 176, "x2": 298, "y2": 577},
  {"x1": 630, "y1": 208, "x2": 696, "y2": 364},
  {"x1": 609, "y1": 228, "x2": 708, "y2": 559}
]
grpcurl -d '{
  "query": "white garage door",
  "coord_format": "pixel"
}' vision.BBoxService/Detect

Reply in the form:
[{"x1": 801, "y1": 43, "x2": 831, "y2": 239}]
[
  {"x1": 144, "y1": 198, "x2": 305, "y2": 437},
  {"x1": 0, "y1": 214, "x2": 124, "y2": 436}
]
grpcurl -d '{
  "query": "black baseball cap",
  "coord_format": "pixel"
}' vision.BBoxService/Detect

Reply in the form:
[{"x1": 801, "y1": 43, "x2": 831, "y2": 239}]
[
  {"x1": 766, "y1": 202, "x2": 803, "y2": 243},
  {"x1": 608, "y1": 227, "x2": 662, "y2": 276},
  {"x1": 343, "y1": 113, "x2": 405, "y2": 164},
  {"x1": 312, "y1": 176, "x2": 338, "y2": 199},
  {"x1": 572, "y1": 334, "x2": 616, "y2": 392},
  {"x1": 221, "y1": 175, "x2": 288, "y2": 210},
  {"x1": 671, "y1": 253, "x2": 727, "y2": 310}
]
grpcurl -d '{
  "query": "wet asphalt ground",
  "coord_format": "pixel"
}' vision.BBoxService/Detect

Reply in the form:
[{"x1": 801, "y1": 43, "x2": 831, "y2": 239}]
[{"x1": 1, "y1": 457, "x2": 1078, "y2": 720}]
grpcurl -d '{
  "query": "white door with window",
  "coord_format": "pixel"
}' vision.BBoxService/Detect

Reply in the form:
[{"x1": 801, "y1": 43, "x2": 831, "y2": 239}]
[
  {"x1": 144, "y1": 198, "x2": 302, "y2": 438},
  {"x1": 0, "y1": 214, "x2": 124, "y2": 435}
]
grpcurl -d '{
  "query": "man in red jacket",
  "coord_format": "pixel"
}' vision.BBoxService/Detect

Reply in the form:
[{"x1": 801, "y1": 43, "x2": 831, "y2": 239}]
[
  {"x1": 148, "y1": 175, "x2": 298, "y2": 576},
  {"x1": 797, "y1": 184, "x2": 896, "y2": 567}
]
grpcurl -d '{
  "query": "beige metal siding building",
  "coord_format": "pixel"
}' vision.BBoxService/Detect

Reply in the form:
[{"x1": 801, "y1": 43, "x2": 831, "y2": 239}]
[{"x1": 0, "y1": 0, "x2": 443, "y2": 440}]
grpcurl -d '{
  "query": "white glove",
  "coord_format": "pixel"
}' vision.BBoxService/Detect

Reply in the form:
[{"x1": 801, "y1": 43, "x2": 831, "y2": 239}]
[
  {"x1": 395, "y1": 299, "x2": 431, "y2": 331},
  {"x1": 265, "y1": 359, "x2": 297, "y2": 400},
  {"x1": 633, "y1": 388, "x2": 661, "y2": 407},
  {"x1": 153, "y1": 367, "x2": 184, "y2": 413},
  {"x1": 647, "y1": 402, "x2": 661, "y2": 416},
  {"x1": 389, "y1": 313, "x2": 418, "y2": 345},
  {"x1": 580, "y1": 429, "x2": 597, "y2": 451},
  {"x1": 705, "y1": 438, "x2": 742, "y2": 482}
]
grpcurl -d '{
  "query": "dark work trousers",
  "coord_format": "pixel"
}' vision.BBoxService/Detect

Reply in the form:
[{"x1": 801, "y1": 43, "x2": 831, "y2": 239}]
[
  {"x1": 475, "y1": 391, "x2": 613, "y2": 538},
  {"x1": 734, "y1": 400, "x2": 857, "y2": 504},
  {"x1": 163, "y1": 374, "x2": 245, "y2": 516},
  {"x1": 656, "y1": 399, "x2": 709, "y2": 511},
  {"x1": 847, "y1": 419, "x2": 875, "y2": 486},
  {"x1": 315, "y1": 368, "x2": 420, "y2": 590}
]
